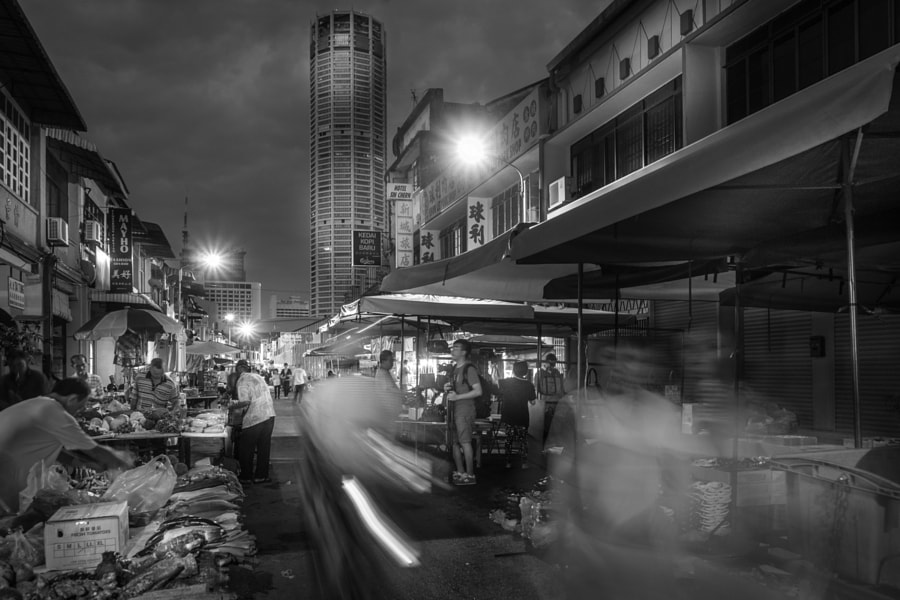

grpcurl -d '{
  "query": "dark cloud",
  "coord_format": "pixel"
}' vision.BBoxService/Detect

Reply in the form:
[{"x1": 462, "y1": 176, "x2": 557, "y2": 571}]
[{"x1": 19, "y1": 0, "x2": 607, "y2": 307}]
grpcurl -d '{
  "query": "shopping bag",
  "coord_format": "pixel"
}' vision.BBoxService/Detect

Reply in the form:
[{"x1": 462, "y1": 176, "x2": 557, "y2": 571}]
[
  {"x1": 18, "y1": 460, "x2": 71, "y2": 513},
  {"x1": 101, "y1": 455, "x2": 177, "y2": 515}
]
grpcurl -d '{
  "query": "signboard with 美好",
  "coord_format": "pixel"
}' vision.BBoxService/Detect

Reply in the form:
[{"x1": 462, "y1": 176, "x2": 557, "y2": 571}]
[
  {"x1": 108, "y1": 207, "x2": 133, "y2": 293},
  {"x1": 353, "y1": 230, "x2": 382, "y2": 267}
]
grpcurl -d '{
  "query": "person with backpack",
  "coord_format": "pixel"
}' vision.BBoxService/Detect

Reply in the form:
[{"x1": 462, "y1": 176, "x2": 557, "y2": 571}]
[{"x1": 444, "y1": 339, "x2": 483, "y2": 486}]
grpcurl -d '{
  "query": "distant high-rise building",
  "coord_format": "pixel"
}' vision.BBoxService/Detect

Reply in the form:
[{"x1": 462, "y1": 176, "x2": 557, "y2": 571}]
[
  {"x1": 269, "y1": 295, "x2": 311, "y2": 318},
  {"x1": 203, "y1": 281, "x2": 261, "y2": 324},
  {"x1": 309, "y1": 10, "x2": 387, "y2": 318}
]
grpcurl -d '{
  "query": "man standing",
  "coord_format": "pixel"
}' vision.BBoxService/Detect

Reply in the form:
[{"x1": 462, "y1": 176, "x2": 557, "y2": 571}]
[
  {"x1": 232, "y1": 359, "x2": 275, "y2": 484},
  {"x1": 373, "y1": 350, "x2": 402, "y2": 428},
  {"x1": 533, "y1": 352, "x2": 565, "y2": 444},
  {"x1": 291, "y1": 363, "x2": 309, "y2": 404},
  {"x1": 0, "y1": 378, "x2": 133, "y2": 514},
  {"x1": 0, "y1": 350, "x2": 48, "y2": 411},
  {"x1": 444, "y1": 339, "x2": 482, "y2": 486},
  {"x1": 280, "y1": 363, "x2": 292, "y2": 397},
  {"x1": 129, "y1": 357, "x2": 179, "y2": 413},
  {"x1": 70, "y1": 354, "x2": 103, "y2": 399}
]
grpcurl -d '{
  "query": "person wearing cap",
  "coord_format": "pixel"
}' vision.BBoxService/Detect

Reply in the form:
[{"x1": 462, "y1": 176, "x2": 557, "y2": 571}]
[
  {"x1": 129, "y1": 357, "x2": 179, "y2": 413},
  {"x1": 231, "y1": 359, "x2": 275, "y2": 484},
  {"x1": 533, "y1": 352, "x2": 565, "y2": 445}
]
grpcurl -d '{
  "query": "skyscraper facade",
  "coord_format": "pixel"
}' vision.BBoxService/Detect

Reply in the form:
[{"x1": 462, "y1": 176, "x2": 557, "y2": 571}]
[{"x1": 309, "y1": 10, "x2": 386, "y2": 317}]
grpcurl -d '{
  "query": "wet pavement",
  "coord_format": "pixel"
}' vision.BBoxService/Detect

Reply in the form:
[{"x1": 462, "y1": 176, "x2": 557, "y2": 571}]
[{"x1": 189, "y1": 398, "x2": 900, "y2": 599}]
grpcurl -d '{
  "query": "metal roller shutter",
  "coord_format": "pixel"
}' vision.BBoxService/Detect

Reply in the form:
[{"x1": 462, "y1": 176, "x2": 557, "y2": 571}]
[
  {"x1": 834, "y1": 315, "x2": 900, "y2": 436},
  {"x1": 652, "y1": 300, "x2": 719, "y2": 400},
  {"x1": 742, "y1": 308, "x2": 813, "y2": 427}
]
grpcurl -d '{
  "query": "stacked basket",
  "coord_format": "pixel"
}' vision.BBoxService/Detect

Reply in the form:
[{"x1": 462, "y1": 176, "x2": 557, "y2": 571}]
[{"x1": 689, "y1": 480, "x2": 731, "y2": 534}]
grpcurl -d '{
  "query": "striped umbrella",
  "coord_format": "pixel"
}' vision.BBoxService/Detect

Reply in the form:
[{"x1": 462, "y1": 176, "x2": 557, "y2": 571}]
[{"x1": 74, "y1": 307, "x2": 183, "y2": 341}]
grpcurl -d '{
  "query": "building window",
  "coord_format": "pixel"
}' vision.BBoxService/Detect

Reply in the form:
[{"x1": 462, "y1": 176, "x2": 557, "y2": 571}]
[
  {"x1": 1, "y1": 93, "x2": 31, "y2": 204},
  {"x1": 570, "y1": 77, "x2": 682, "y2": 199},
  {"x1": 439, "y1": 220, "x2": 464, "y2": 258},
  {"x1": 725, "y1": 0, "x2": 897, "y2": 124}
]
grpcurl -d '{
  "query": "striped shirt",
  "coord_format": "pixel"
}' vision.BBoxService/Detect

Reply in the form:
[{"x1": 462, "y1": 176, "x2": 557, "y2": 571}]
[
  {"x1": 132, "y1": 373, "x2": 179, "y2": 412},
  {"x1": 74, "y1": 372, "x2": 104, "y2": 398}
]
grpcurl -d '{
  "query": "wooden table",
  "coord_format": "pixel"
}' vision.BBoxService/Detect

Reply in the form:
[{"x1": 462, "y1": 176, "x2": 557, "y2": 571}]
[
  {"x1": 186, "y1": 395, "x2": 220, "y2": 410},
  {"x1": 93, "y1": 430, "x2": 229, "y2": 466}
]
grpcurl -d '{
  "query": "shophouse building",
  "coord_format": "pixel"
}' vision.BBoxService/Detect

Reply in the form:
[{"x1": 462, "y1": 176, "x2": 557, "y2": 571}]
[
  {"x1": 309, "y1": 10, "x2": 387, "y2": 318},
  {"x1": 386, "y1": 0, "x2": 900, "y2": 437}
]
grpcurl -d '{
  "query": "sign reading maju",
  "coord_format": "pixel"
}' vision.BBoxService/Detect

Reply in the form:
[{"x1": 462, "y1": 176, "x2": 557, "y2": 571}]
[
  {"x1": 108, "y1": 207, "x2": 133, "y2": 293},
  {"x1": 352, "y1": 230, "x2": 382, "y2": 267}
]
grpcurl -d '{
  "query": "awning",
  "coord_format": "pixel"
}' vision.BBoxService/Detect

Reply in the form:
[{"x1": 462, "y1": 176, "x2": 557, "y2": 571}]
[
  {"x1": 380, "y1": 223, "x2": 599, "y2": 302},
  {"x1": 90, "y1": 290, "x2": 162, "y2": 312},
  {"x1": 45, "y1": 129, "x2": 127, "y2": 196},
  {"x1": 511, "y1": 45, "x2": 900, "y2": 268},
  {"x1": 0, "y1": 3, "x2": 86, "y2": 130}
]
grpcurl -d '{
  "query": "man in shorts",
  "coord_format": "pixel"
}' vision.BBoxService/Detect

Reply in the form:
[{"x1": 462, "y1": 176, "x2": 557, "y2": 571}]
[{"x1": 444, "y1": 339, "x2": 482, "y2": 486}]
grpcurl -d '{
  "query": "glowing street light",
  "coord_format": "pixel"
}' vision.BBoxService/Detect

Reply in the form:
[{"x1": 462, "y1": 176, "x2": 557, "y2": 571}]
[
  {"x1": 456, "y1": 135, "x2": 528, "y2": 224},
  {"x1": 201, "y1": 251, "x2": 223, "y2": 270}
]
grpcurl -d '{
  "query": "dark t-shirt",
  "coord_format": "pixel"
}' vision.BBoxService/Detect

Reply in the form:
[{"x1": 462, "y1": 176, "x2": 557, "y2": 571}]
[
  {"x1": 498, "y1": 377, "x2": 535, "y2": 428},
  {"x1": 0, "y1": 368, "x2": 49, "y2": 411}
]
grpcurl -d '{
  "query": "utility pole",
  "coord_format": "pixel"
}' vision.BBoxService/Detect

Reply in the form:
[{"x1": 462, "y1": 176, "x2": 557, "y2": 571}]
[{"x1": 41, "y1": 252, "x2": 57, "y2": 377}]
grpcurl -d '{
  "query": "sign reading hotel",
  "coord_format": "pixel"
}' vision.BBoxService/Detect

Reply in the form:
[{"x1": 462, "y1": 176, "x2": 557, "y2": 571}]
[
  {"x1": 108, "y1": 207, "x2": 133, "y2": 293},
  {"x1": 466, "y1": 197, "x2": 491, "y2": 250},
  {"x1": 352, "y1": 230, "x2": 382, "y2": 266}
]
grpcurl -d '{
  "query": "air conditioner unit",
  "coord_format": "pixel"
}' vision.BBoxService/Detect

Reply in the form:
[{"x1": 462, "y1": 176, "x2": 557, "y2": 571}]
[
  {"x1": 83, "y1": 220, "x2": 102, "y2": 244},
  {"x1": 548, "y1": 176, "x2": 569, "y2": 212},
  {"x1": 46, "y1": 217, "x2": 69, "y2": 247}
]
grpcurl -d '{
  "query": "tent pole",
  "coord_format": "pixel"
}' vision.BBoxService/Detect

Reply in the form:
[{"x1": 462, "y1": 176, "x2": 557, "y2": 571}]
[
  {"x1": 845, "y1": 129, "x2": 864, "y2": 448},
  {"x1": 416, "y1": 316, "x2": 421, "y2": 391},
  {"x1": 731, "y1": 261, "x2": 744, "y2": 511},
  {"x1": 577, "y1": 262, "x2": 584, "y2": 398},
  {"x1": 400, "y1": 315, "x2": 406, "y2": 391}
]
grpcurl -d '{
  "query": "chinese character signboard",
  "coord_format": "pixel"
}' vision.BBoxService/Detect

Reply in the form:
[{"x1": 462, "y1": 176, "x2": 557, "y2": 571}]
[
  {"x1": 466, "y1": 197, "x2": 491, "y2": 250},
  {"x1": 353, "y1": 230, "x2": 382, "y2": 266},
  {"x1": 394, "y1": 197, "x2": 414, "y2": 269},
  {"x1": 7, "y1": 277, "x2": 24, "y2": 310},
  {"x1": 108, "y1": 207, "x2": 133, "y2": 292},
  {"x1": 419, "y1": 229, "x2": 441, "y2": 263}
]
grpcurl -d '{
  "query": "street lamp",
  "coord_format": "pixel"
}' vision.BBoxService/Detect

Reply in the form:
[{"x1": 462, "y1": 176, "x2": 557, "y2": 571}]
[
  {"x1": 456, "y1": 135, "x2": 529, "y2": 224},
  {"x1": 224, "y1": 313, "x2": 234, "y2": 344}
]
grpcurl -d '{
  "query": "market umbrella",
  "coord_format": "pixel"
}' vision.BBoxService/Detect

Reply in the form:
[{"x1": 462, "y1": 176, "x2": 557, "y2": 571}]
[
  {"x1": 185, "y1": 340, "x2": 242, "y2": 355},
  {"x1": 74, "y1": 307, "x2": 183, "y2": 341}
]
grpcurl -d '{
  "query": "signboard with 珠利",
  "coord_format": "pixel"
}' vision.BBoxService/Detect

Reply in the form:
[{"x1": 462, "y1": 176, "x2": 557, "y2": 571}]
[
  {"x1": 466, "y1": 197, "x2": 491, "y2": 250},
  {"x1": 353, "y1": 230, "x2": 382, "y2": 266}
]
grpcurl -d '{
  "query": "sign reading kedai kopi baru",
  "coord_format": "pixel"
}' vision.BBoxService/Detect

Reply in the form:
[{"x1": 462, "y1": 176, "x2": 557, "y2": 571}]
[{"x1": 353, "y1": 230, "x2": 382, "y2": 266}]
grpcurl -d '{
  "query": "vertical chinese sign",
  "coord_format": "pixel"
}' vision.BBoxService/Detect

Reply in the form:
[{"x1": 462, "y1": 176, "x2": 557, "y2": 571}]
[
  {"x1": 388, "y1": 183, "x2": 414, "y2": 268},
  {"x1": 108, "y1": 207, "x2": 133, "y2": 292},
  {"x1": 419, "y1": 229, "x2": 441, "y2": 263},
  {"x1": 466, "y1": 197, "x2": 491, "y2": 250}
]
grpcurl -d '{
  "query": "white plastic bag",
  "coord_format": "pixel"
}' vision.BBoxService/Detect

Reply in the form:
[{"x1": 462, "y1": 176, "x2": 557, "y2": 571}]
[
  {"x1": 18, "y1": 460, "x2": 71, "y2": 513},
  {"x1": 101, "y1": 455, "x2": 176, "y2": 515}
]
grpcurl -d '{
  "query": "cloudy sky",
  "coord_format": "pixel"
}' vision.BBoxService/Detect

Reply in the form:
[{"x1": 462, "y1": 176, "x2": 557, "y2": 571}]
[{"x1": 19, "y1": 0, "x2": 608, "y2": 309}]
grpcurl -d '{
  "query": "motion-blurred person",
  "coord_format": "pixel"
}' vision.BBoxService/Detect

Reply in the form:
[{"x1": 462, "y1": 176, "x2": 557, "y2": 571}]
[
  {"x1": 232, "y1": 359, "x2": 275, "y2": 484},
  {"x1": 128, "y1": 357, "x2": 179, "y2": 412},
  {"x1": 498, "y1": 360, "x2": 535, "y2": 469},
  {"x1": 0, "y1": 350, "x2": 48, "y2": 411},
  {"x1": 0, "y1": 378, "x2": 133, "y2": 514},
  {"x1": 291, "y1": 363, "x2": 309, "y2": 403},
  {"x1": 70, "y1": 353, "x2": 103, "y2": 398},
  {"x1": 534, "y1": 352, "x2": 565, "y2": 444},
  {"x1": 444, "y1": 339, "x2": 481, "y2": 486},
  {"x1": 216, "y1": 365, "x2": 228, "y2": 397},
  {"x1": 270, "y1": 367, "x2": 282, "y2": 399}
]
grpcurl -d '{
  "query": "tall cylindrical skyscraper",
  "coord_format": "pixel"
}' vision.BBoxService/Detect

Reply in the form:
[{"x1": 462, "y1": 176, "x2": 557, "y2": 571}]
[{"x1": 309, "y1": 10, "x2": 386, "y2": 317}]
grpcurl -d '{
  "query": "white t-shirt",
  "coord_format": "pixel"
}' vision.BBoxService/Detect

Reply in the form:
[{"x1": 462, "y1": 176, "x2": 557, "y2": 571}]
[
  {"x1": 292, "y1": 368, "x2": 309, "y2": 386},
  {"x1": 0, "y1": 396, "x2": 98, "y2": 512}
]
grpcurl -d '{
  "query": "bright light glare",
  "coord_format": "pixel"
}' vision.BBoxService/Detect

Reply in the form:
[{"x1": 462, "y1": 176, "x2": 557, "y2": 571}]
[
  {"x1": 341, "y1": 476, "x2": 420, "y2": 567},
  {"x1": 201, "y1": 252, "x2": 223, "y2": 269},
  {"x1": 224, "y1": 313, "x2": 235, "y2": 323},
  {"x1": 456, "y1": 135, "x2": 488, "y2": 165},
  {"x1": 237, "y1": 322, "x2": 255, "y2": 337}
]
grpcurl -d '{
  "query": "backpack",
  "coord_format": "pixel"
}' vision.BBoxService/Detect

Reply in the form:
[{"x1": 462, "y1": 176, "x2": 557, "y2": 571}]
[{"x1": 454, "y1": 362, "x2": 493, "y2": 419}]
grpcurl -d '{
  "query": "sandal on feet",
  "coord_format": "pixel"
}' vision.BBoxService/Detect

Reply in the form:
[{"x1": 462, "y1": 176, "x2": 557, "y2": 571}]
[{"x1": 456, "y1": 473, "x2": 476, "y2": 486}]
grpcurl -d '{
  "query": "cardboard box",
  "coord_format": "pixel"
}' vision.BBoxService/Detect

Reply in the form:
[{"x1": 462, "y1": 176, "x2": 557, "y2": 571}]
[{"x1": 44, "y1": 501, "x2": 129, "y2": 571}]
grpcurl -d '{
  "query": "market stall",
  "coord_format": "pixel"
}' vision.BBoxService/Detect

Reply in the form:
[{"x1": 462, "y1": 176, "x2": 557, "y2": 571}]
[{"x1": 0, "y1": 451, "x2": 255, "y2": 599}]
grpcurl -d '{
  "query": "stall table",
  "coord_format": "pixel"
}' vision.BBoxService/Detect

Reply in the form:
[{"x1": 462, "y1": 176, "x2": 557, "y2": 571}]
[
  {"x1": 395, "y1": 415, "x2": 495, "y2": 467},
  {"x1": 93, "y1": 430, "x2": 229, "y2": 466},
  {"x1": 186, "y1": 394, "x2": 220, "y2": 410}
]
